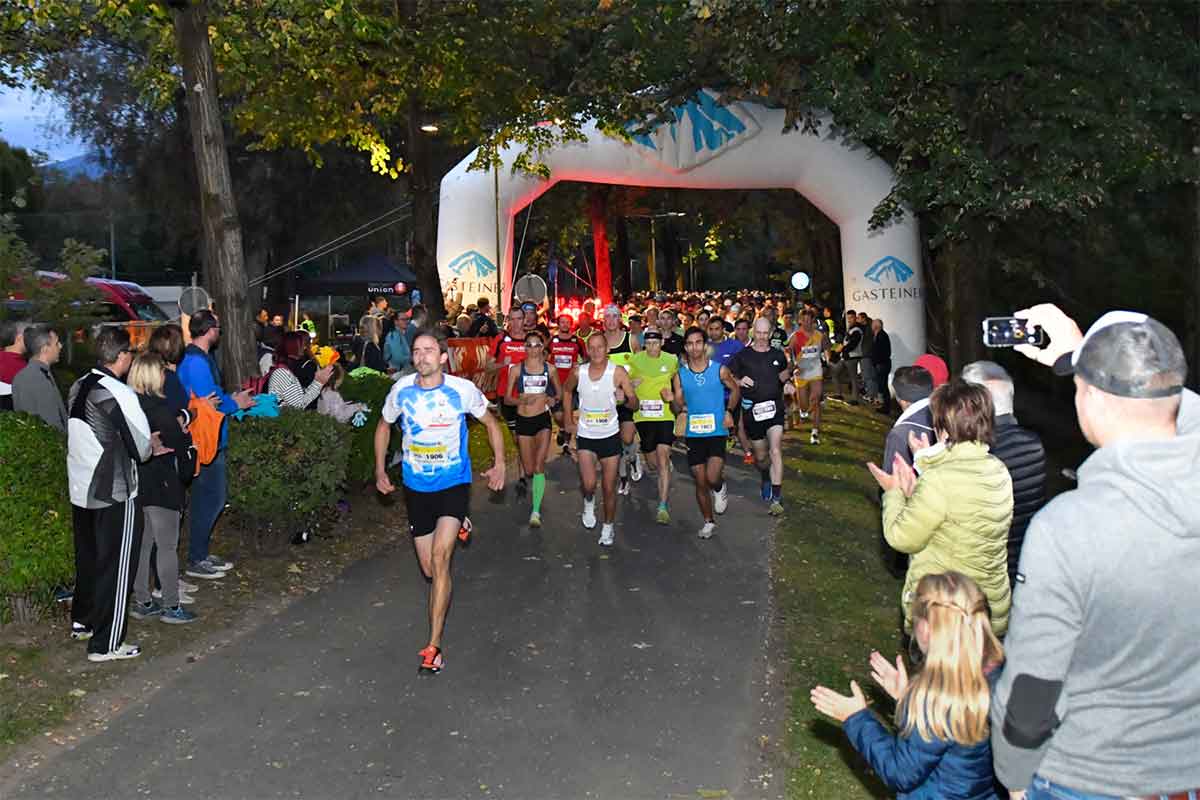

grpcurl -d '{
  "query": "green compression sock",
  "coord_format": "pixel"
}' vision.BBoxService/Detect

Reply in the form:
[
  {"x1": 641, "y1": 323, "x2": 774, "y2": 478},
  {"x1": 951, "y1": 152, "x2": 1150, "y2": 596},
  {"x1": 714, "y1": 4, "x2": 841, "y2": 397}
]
[{"x1": 532, "y1": 473, "x2": 546, "y2": 513}]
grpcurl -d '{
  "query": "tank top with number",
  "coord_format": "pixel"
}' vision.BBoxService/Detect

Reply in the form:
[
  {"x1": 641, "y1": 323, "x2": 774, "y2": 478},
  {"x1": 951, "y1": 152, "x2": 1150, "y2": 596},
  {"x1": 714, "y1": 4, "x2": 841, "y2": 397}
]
[
  {"x1": 790, "y1": 329, "x2": 825, "y2": 380},
  {"x1": 518, "y1": 362, "x2": 556, "y2": 398},
  {"x1": 576, "y1": 361, "x2": 619, "y2": 440},
  {"x1": 679, "y1": 359, "x2": 727, "y2": 438}
]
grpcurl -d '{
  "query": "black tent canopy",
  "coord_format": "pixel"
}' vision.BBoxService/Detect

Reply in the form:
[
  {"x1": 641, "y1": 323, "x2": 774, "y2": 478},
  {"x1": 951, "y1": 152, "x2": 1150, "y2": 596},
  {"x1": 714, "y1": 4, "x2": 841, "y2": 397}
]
[{"x1": 297, "y1": 255, "x2": 417, "y2": 297}]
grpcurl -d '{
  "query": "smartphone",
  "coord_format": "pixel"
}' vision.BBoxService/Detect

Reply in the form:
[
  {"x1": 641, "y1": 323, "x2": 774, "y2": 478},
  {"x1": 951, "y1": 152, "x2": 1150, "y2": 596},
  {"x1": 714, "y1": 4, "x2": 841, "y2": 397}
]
[{"x1": 982, "y1": 317, "x2": 1046, "y2": 348}]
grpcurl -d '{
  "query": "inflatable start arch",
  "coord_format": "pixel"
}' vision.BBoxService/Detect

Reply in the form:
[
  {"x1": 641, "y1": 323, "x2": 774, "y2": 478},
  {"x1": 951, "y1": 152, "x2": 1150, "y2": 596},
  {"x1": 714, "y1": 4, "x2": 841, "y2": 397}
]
[{"x1": 437, "y1": 91, "x2": 926, "y2": 365}]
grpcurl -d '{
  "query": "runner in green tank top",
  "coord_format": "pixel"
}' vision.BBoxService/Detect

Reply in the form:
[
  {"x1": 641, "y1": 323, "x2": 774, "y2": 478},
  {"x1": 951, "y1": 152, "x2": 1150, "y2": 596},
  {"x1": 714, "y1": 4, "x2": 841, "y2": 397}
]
[{"x1": 629, "y1": 331, "x2": 678, "y2": 523}]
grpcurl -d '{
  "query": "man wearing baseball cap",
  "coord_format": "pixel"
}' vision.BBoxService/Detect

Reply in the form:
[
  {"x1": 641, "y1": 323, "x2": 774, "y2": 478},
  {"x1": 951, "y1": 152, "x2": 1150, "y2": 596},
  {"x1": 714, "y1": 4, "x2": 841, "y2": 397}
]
[{"x1": 991, "y1": 304, "x2": 1200, "y2": 799}]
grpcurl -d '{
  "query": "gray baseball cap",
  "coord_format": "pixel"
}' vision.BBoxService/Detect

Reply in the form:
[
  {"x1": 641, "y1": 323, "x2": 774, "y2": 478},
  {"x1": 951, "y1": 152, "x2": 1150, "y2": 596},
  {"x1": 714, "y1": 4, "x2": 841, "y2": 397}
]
[{"x1": 1053, "y1": 311, "x2": 1187, "y2": 398}]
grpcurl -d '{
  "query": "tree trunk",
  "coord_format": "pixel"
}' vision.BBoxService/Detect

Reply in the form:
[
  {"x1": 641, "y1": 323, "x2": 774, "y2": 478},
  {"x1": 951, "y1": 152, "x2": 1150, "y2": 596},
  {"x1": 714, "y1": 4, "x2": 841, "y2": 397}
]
[
  {"x1": 589, "y1": 187, "x2": 613, "y2": 305},
  {"x1": 171, "y1": 0, "x2": 255, "y2": 387},
  {"x1": 406, "y1": 92, "x2": 443, "y2": 322},
  {"x1": 613, "y1": 216, "x2": 631, "y2": 298},
  {"x1": 936, "y1": 236, "x2": 985, "y2": 372}
]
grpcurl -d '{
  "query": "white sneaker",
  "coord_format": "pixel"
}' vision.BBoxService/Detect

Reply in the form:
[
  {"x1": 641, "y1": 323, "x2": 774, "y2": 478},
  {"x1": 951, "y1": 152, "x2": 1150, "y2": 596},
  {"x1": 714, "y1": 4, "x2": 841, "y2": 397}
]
[
  {"x1": 698, "y1": 521, "x2": 716, "y2": 539},
  {"x1": 713, "y1": 483, "x2": 728, "y2": 515},
  {"x1": 618, "y1": 477, "x2": 630, "y2": 496},
  {"x1": 810, "y1": 429, "x2": 820, "y2": 445},
  {"x1": 800, "y1": 411, "x2": 810, "y2": 420},
  {"x1": 581, "y1": 498, "x2": 597, "y2": 529},
  {"x1": 599, "y1": 523, "x2": 615, "y2": 547},
  {"x1": 178, "y1": 579, "x2": 199, "y2": 593},
  {"x1": 630, "y1": 453, "x2": 644, "y2": 482},
  {"x1": 152, "y1": 589, "x2": 195, "y2": 605},
  {"x1": 87, "y1": 643, "x2": 141, "y2": 662},
  {"x1": 529, "y1": 511, "x2": 542, "y2": 528}
]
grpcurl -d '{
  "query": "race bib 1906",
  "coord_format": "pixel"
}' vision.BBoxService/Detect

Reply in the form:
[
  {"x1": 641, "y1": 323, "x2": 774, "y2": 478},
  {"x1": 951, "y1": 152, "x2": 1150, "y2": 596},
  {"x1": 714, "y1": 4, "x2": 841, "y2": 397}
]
[{"x1": 410, "y1": 442, "x2": 449, "y2": 465}]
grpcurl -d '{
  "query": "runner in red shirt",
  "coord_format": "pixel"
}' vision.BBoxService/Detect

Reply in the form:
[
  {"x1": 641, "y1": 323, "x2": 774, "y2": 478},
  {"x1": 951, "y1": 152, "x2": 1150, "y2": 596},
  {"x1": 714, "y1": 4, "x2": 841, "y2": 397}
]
[
  {"x1": 488, "y1": 314, "x2": 528, "y2": 492},
  {"x1": 549, "y1": 313, "x2": 582, "y2": 455}
]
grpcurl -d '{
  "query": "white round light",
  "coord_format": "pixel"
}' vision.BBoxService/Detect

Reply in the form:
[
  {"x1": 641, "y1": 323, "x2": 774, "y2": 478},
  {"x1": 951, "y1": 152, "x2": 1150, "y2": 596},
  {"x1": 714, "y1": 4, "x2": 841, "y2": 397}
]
[{"x1": 791, "y1": 271, "x2": 810, "y2": 291}]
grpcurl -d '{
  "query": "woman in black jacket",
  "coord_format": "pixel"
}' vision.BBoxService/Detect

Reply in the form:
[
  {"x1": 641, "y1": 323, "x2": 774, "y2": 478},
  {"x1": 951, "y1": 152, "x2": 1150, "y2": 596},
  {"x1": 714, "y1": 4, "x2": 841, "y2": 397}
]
[{"x1": 127, "y1": 352, "x2": 199, "y2": 624}]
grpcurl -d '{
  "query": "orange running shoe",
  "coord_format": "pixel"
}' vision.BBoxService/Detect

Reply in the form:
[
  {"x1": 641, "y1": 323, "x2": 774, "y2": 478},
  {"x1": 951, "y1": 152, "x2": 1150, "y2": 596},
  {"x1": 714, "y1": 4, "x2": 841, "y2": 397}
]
[
  {"x1": 457, "y1": 517, "x2": 473, "y2": 544},
  {"x1": 418, "y1": 645, "x2": 443, "y2": 674},
  {"x1": 742, "y1": 452, "x2": 754, "y2": 466}
]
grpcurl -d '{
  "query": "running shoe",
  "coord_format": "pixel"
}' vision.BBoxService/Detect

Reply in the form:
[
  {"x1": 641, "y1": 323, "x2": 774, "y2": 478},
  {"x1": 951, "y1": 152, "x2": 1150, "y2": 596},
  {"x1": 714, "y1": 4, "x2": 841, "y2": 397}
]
[
  {"x1": 810, "y1": 429, "x2": 820, "y2": 445},
  {"x1": 769, "y1": 499, "x2": 784, "y2": 516},
  {"x1": 129, "y1": 600, "x2": 163, "y2": 620},
  {"x1": 698, "y1": 521, "x2": 716, "y2": 539},
  {"x1": 581, "y1": 498, "x2": 597, "y2": 529},
  {"x1": 800, "y1": 411, "x2": 810, "y2": 420},
  {"x1": 185, "y1": 560, "x2": 224, "y2": 580},
  {"x1": 458, "y1": 517, "x2": 473, "y2": 544},
  {"x1": 207, "y1": 555, "x2": 234, "y2": 571},
  {"x1": 598, "y1": 523, "x2": 615, "y2": 547},
  {"x1": 418, "y1": 645, "x2": 443, "y2": 674},
  {"x1": 713, "y1": 484, "x2": 728, "y2": 515},
  {"x1": 153, "y1": 588, "x2": 196, "y2": 605},
  {"x1": 618, "y1": 477, "x2": 630, "y2": 496},
  {"x1": 178, "y1": 579, "x2": 200, "y2": 593},
  {"x1": 655, "y1": 503, "x2": 670, "y2": 525},
  {"x1": 87, "y1": 643, "x2": 141, "y2": 662},
  {"x1": 742, "y1": 452, "x2": 754, "y2": 466},
  {"x1": 159, "y1": 606, "x2": 198, "y2": 625},
  {"x1": 630, "y1": 453, "x2": 644, "y2": 482},
  {"x1": 70, "y1": 622, "x2": 93, "y2": 641},
  {"x1": 529, "y1": 511, "x2": 542, "y2": 528}
]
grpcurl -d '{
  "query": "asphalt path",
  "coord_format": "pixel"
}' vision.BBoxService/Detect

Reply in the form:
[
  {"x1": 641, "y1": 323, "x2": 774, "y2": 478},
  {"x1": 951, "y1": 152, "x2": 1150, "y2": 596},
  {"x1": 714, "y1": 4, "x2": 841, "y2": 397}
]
[{"x1": 9, "y1": 449, "x2": 778, "y2": 800}]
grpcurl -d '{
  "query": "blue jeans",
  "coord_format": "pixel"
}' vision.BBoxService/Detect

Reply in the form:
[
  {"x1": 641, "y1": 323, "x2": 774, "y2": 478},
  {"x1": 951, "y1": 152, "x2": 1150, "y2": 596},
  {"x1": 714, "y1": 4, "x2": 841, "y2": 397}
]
[
  {"x1": 187, "y1": 450, "x2": 227, "y2": 564},
  {"x1": 1028, "y1": 774, "x2": 1198, "y2": 800}
]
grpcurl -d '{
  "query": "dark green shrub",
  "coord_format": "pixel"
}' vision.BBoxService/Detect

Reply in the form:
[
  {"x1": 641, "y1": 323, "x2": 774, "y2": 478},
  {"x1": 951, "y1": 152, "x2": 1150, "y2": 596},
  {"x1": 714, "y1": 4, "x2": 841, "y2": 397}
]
[
  {"x1": 225, "y1": 409, "x2": 351, "y2": 551},
  {"x1": 338, "y1": 373, "x2": 398, "y2": 483},
  {"x1": 0, "y1": 413, "x2": 73, "y2": 622}
]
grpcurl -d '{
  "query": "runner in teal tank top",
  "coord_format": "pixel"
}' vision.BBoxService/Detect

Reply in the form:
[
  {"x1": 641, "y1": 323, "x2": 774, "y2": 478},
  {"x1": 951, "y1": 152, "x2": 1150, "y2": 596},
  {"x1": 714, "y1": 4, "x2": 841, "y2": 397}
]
[{"x1": 671, "y1": 326, "x2": 741, "y2": 539}]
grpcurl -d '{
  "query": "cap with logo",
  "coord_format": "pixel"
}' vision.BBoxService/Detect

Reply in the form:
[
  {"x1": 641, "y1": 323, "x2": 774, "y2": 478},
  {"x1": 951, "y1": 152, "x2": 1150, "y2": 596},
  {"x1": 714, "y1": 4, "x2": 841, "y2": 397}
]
[
  {"x1": 643, "y1": 330, "x2": 664, "y2": 341},
  {"x1": 1053, "y1": 311, "x2": 1186, "y2": 398}
]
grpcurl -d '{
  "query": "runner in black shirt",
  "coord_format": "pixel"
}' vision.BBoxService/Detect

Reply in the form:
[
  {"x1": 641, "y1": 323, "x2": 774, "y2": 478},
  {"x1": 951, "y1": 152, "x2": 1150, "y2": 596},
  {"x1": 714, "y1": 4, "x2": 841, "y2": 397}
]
[{"x1": 728, "y1": 317, "x2": 791, "y2": 515}]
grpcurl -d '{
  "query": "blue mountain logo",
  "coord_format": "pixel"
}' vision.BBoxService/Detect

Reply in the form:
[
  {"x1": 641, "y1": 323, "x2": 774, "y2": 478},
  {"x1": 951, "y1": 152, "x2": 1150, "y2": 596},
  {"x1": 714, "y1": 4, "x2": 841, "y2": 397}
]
[
  {"x1": 624, "y1": 89, "x2": 760, "y2": 173},
  {"x1": 448, "y1": 249, "x2": 497, "y2": 278},
  {"x1": 864, "y1": 256, "x2": 914, "y2": 284}
]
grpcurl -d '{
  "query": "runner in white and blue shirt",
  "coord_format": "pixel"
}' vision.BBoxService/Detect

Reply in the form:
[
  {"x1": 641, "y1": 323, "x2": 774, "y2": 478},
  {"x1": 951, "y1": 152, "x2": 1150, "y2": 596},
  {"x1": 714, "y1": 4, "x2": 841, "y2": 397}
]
[
  {"x1": 672, "y1": 326, "x2": 741, "y2": 539},
  {"x1": 374, "y1": 330, "x2": 506, "y2": 675}
]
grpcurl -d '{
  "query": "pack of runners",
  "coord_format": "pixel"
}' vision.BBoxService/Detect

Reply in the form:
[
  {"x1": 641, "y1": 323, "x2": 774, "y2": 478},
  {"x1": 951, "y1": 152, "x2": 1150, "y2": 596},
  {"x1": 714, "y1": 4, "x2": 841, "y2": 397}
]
[{"x1": 374, "y1": 290, "x2": 847, "y2": 674}]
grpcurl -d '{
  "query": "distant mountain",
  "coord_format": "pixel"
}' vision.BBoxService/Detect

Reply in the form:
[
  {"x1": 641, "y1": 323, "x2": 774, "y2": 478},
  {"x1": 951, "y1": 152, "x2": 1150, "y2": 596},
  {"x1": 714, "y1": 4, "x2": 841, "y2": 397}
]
[{"x1": 41, "y1": 150, "x2": 109, "y2": 181}]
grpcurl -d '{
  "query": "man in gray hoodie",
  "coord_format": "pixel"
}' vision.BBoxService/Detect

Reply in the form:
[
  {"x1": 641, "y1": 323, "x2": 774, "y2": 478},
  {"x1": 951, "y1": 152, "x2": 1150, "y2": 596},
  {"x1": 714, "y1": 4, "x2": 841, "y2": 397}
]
[{"x1": 991, "y1": 305, "x2": 1200, "y2": 799}]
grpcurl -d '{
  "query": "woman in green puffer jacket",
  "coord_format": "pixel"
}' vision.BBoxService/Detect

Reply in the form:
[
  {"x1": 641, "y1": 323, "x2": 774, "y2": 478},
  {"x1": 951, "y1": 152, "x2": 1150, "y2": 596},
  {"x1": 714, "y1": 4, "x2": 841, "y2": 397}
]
[{"x1": 870, "y1": 379, "x2": 1013, "y2": 637}]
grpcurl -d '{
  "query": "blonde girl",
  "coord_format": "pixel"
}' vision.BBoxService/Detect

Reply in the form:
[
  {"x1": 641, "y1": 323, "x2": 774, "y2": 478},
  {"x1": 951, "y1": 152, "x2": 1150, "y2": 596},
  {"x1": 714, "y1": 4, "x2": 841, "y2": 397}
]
[{"x1": 810, "y1": 572, "x2": 1004, "y2": 799}]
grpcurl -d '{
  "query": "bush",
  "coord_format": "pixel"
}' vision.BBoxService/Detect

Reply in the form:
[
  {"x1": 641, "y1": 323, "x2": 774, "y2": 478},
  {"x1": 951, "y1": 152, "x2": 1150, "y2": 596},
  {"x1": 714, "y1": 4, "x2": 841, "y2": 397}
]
[
  {"x1": 0, "y1": 413, "x2": 73, "y2": 623},
  {"x1": 337, "y1": 373, "x2": 399, "y2": 483},
  {"x1": 225, "y1": 409, "x2": 351, "y2": 552}
]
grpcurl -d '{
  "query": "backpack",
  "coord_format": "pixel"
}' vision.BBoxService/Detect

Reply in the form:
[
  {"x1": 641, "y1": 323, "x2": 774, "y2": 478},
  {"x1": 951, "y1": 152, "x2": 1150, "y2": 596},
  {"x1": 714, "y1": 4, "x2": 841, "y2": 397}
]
[{"x1": 242, "y1": 365, "x2": 281, "y2": 396}]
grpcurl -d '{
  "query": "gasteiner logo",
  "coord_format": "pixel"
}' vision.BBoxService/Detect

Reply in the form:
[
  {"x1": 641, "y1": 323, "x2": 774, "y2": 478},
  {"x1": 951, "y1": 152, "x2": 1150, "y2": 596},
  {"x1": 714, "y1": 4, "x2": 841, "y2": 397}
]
[
  {"x1": 864, "y1": 256, "x2": 914, "y2": 284},
  {"x1": 448, "y1": 249, "x2": 497, "y2": 278},
  {"x1": 624, "y1": 89, "x2": 761, "y2": 173}
]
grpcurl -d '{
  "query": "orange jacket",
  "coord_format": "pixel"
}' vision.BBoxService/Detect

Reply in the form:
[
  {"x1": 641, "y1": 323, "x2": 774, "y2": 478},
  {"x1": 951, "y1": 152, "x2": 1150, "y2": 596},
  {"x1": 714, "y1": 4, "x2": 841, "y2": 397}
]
[{"x1": 187, "y1": 394, "x2": 225, "y2": 475}]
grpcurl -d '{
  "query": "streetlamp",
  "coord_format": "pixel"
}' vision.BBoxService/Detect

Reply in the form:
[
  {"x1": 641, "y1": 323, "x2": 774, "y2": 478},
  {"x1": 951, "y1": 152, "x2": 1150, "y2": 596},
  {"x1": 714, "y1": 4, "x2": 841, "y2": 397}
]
[{"x1": 626, "y1": 211, "x2": 686, "y2": 293}]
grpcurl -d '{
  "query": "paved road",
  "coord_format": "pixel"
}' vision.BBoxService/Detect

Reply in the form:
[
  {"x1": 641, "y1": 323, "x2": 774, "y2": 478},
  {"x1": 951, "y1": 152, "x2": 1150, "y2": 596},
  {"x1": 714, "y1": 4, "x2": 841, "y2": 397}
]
[{"x1": 10, "y1": 452, "x2": 777, "y2": 800}]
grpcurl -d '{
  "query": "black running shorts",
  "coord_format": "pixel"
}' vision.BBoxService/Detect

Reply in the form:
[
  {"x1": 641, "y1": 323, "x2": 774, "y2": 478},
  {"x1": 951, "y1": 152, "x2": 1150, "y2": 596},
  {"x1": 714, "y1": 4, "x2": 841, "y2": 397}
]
[
  {"x1": 636, "y1": 420, "x2": 675, "y2": 452},
  {"x1": 686, "y1": 436, "x2": 727, "y2": 467},
  {"x1": 617, "y1": 405, "x2": 635, "y2": 424},
  {"x1": 743, "y1": 399, "x2": 785, "y2": 441},
  {"x1": 404, "y1": 483, "x2": 470, "y2": 538},
  {"x1": 577, "y1": 433, "x2": 622, "y2": 460},
  {"x1": 515, "y1": 411, "x2": 552, "y2": 437}
]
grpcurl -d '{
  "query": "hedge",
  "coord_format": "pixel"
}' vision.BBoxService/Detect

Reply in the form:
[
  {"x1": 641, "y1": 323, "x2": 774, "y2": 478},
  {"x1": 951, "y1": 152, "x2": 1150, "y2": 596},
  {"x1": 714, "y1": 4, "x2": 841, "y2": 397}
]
[
  {"x1": 0, "y1": 413, "x2": 73, "y2": 622},
  {"x1": 337, "y1": 373, "x2": 399, "y2": 483},
  {"x1": 224, "y1": 409, "x2": 352, "y2": 548}
]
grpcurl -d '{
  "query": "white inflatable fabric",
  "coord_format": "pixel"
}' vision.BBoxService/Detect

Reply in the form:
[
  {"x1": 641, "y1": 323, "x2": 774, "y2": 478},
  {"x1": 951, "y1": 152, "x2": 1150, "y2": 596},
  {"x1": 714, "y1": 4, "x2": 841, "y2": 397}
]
[{"x1": 437, "y1": 91, "x2": 926, "y2": 366}]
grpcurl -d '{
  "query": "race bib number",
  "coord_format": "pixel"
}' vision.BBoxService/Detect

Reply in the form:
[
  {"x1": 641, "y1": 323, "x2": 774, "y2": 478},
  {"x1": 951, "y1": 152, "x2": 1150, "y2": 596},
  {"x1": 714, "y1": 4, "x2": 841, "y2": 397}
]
[
  {"x1": 554, "y1": 355, "x2": 574, "y2": 369},
  {"x1": 802, "y1": 345, "x2": 820, "y2": 359},
  {"x1": 639, "y1": 399, "x2": 664, "y2": 416},
  {"x1": 752, "y1": 400, "x2": 777, "y2": 422},
  {"x1": 410, "y1": 442, "x2": 449, "y2": 466},
  {"x1": 688, "y1": 413, "x2": 716, "y2": 435},
  {"x1": 584, "y1": 410, "x2": 614, "y2": 426},
  {"x1": 523, "y1": 375, "x2": 548, "y2": 395}
]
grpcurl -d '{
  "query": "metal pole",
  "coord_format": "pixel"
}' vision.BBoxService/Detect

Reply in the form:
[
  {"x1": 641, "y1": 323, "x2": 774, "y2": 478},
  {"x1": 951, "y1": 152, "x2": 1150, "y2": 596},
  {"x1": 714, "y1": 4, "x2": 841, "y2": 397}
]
[
  {"x1": 493, "y1": 155, "x2": 503, "y2": 312},
  {"x1": 649, "y1": 218, "x2": 658, "y2": 292}
]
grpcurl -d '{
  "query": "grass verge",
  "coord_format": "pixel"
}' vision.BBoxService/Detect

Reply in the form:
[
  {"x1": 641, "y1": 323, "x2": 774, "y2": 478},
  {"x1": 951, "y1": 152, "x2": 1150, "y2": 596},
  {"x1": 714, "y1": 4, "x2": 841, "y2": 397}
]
[{"x1": 774, "y1": 401, "x2": 903, "y2": 798}]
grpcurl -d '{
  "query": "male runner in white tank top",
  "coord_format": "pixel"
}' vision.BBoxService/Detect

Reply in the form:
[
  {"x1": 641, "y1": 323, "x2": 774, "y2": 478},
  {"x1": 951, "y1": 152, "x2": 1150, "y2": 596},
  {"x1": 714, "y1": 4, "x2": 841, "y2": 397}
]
[{"x1": 561, "y1": 332, "x2": 638, "y2": 546}]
